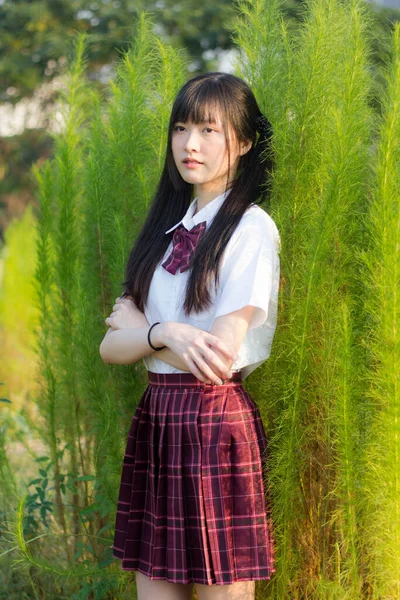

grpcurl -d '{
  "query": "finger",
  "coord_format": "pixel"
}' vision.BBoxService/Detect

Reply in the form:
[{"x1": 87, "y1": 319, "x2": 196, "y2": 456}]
[
  {"x1": 106, "y1": 317, "x2": 120, "y2": 329},
  {"x1": 106, "y1": 315, "x2": 117, "y2": 324},
  {"x1": 186, "y1": 357, "x2": 211, "y2": 383},
  {"x1": 190, "y1": 353, "x2": 224, "y2": 385},
  {"x1": 196, "y1": 346, "x2": 232, "y2": 379},
  {"x1": 206, "y1": 335, "x2": 236, "y2": 359},
  {"x1": 113, "y1": 304, "x2": 124, "y2": 311}
]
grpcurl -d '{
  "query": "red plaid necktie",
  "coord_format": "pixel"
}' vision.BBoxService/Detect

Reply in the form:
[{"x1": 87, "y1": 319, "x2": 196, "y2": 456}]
[{"x1": 162, "y1": 221, "x2": 207, "y2": 275}]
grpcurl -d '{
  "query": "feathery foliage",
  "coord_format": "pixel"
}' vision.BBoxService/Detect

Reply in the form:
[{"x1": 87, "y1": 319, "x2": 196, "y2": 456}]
[
  {"x1": 360, "y1": 21, "x2": 400, "y2": 600},
  {"x1": 2, "y1": 16, "x2": 189, "y2": 598},
  {"x1": 1, "y1": 2, "x2": 400, "y2": 599},
  {"x1": 233, "y1": 0, "x2": 389, "y2": 598}
]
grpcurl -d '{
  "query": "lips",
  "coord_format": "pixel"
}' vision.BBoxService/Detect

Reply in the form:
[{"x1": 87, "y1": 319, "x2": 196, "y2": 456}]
[{"x1": 183, "y1": 158, "x2": 202, "y2": 164}]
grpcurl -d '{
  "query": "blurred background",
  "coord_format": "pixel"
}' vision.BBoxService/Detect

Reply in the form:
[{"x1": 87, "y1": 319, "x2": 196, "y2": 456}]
[
  {"x1": 1, "y1": 0, "x2": 399, "y2": 249},
  {"x1": 1, "y1": 1, "x2": 400, "y2": 598},
  {"x1": 0, "y1": 0, "x2": 399, "y2": 501}
]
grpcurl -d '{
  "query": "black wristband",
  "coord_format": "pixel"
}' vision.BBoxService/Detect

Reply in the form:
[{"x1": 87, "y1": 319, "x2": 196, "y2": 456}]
[{"x1": 148, "y1": 322, "x2": 166, "y2": 351}]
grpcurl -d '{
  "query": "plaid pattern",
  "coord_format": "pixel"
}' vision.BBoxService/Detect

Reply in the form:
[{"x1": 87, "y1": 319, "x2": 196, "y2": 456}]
[
  {"x1": 112, "y1": 371, "x2": 276, "y2": 585},
  {"x1": 161, "y1": 221, "x2": 207, "y2": 274}
]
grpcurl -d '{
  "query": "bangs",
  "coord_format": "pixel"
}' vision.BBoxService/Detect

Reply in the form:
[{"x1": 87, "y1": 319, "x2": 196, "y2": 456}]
[{"x1": 172, "y1": 83, "x2": 225, "y2": 127}]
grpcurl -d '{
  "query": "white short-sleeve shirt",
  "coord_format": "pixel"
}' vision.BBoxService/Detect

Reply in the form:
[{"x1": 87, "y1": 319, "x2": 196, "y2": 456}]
[{"x1": 143, "y1": 188, "x2": 281, "y2": 379}]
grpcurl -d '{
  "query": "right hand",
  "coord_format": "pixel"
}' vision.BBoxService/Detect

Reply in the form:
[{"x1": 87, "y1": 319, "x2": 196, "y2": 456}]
[
  {"x1": 105, "y1": 296, "x2": 149, "y2": 330},
  {"x1": 156, "y1": 322, "x2": 236, "y2": 385}
]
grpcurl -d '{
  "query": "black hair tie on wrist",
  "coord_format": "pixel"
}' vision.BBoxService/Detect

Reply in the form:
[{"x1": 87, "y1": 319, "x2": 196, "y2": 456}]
[
  {"x1": 256, "y1": 114, "x2": 272, "y2": 138},
  {"x1": 148, "y1": 322, "x2": 166, "y2": 351}
]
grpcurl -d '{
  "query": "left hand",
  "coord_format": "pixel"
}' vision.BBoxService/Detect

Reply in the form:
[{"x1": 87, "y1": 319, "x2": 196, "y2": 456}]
[{"x1": 105, "y1": 295, "x2": 149, "y2": 330}]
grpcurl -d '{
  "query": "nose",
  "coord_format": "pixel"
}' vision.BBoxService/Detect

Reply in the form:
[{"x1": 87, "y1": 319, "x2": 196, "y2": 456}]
[{"x1": 184, "y1": 128, "x2": 200, "y2": 153}]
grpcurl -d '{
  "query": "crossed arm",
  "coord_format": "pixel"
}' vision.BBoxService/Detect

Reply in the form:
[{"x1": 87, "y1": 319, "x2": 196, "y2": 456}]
[
  {"x1": 100, "y1": 304, "x2": 255, "y2": 375},
  {"x1": 153, "y1": 306, "x2": 255, "y2": 372}
]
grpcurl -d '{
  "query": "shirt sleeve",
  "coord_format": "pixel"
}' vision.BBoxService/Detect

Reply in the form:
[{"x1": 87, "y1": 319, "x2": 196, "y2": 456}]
[{"x1": 213, "y1": 212, "x2": 280, "y2": 331}]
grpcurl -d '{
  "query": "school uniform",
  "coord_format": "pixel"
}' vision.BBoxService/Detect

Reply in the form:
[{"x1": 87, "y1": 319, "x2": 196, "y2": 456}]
[{"x1": 112, "y1": 188, "x2": 281, "y2": 585}]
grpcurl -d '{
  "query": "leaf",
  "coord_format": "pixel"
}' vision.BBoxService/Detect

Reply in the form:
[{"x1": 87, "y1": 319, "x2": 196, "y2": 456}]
[
  {"x1": 28, "y1": 478, "x2": 42, "y2": 486},
  {"x1": 76, "y1": 474, "x2": 97, "y2": 481},
  {"x1": 97, "y1": 522, "x2": 113, "y2": 536},
  {"x1": 80, "y1": 502, "x2": 100, "y2": 516},
  {"x1": 35, "y1": 487, "x2": 44, "y2": 501}
]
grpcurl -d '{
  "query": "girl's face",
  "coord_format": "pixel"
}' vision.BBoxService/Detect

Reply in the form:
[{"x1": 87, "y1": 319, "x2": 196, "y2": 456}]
[{"x1": 171, "y1": 107, "x2": 251, "y2": 196}]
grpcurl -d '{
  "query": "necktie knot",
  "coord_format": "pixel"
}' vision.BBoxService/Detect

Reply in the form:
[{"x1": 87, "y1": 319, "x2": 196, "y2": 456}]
[{"x1": 162, "y1": 221, "x2": 207, "y2": 275}]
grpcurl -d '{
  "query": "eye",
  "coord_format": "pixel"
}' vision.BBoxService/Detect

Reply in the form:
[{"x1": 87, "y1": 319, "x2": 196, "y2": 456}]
[{"x1": 173, "y1": 125, "x2": 216, "y2": 133}]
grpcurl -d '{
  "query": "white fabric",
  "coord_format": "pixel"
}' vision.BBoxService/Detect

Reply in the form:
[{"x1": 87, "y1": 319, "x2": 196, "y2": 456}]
[{"x1": 143, "y1": 188, "x2": 281, "y2": 379}]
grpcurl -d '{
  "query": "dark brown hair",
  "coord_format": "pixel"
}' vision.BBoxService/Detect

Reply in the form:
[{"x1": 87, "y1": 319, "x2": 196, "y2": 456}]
[{"x1": 121, "y1": 72, "x2": 274, "y2": 316}]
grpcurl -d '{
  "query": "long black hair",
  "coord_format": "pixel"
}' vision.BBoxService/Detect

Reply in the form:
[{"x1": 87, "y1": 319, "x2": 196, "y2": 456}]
[{"x1": 121, "y1": 72, "x2": 274, "y2": 317}]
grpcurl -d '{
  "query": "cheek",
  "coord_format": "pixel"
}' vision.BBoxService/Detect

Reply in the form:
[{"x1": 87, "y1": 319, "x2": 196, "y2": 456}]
[
  {"x1": 210, "y1": 143, "x2": 228, "y2": 165},
  {"x1": 211, "y1": 137, "x2": 228, "y2": 156}
]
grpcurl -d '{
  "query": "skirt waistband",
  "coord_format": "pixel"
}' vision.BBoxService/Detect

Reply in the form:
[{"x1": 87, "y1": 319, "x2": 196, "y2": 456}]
[{"x1": 147, "y1": 371, "x2": 243, "y2": 387}]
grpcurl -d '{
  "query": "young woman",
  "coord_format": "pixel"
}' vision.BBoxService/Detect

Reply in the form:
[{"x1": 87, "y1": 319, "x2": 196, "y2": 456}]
[{"x1": 100, "y1": 72, "x2": 280, "y2": 600}]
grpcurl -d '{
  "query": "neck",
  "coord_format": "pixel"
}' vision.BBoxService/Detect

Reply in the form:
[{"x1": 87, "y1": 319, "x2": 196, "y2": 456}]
[{"x1": 193, "y1": 181, "x2": 234, "y2": 214}]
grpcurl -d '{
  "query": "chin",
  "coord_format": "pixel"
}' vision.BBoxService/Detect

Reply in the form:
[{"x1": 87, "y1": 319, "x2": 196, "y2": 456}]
[{"x1": 179, "y1": 172, "x2": 203, "y2": 184}]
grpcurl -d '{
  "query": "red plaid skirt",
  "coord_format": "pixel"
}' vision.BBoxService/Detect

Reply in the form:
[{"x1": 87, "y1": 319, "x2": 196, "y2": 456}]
[{"x1": 112, "y1": 371, "x2": 276, "y2": 585}]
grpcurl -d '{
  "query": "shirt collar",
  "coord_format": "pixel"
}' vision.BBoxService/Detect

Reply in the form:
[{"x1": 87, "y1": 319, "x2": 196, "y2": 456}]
[{"x1": 165, "y1": 188, "x2": 232, "y2": 234}]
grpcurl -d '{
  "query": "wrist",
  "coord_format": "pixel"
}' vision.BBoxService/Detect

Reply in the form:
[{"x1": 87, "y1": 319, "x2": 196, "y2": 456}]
[{"x1": 149, "y1": 321, "x2": 170, "y2": 348}]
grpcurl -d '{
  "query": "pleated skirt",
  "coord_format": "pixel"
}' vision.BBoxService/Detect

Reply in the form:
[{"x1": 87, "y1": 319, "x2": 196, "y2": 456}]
[{"x1": 112, "y1": 371, "x2": 276, "y2": 586}]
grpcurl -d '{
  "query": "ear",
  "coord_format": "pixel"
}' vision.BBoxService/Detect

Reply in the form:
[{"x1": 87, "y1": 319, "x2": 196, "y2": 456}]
[{"x1": 239, "y1": 139, "x2": 253, "y2": 156}]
